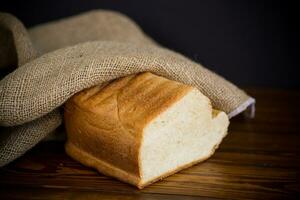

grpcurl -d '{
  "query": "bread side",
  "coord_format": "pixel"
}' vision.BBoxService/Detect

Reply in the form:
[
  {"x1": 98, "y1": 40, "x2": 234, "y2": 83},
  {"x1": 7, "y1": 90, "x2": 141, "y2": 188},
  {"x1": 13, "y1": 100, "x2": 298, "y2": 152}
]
[
  {"x1": 139, "y1": 89, "x2": 229, "y2": 188},
  {"x1": 138, "y1": 110, "x2": 228, "y2": 188}
]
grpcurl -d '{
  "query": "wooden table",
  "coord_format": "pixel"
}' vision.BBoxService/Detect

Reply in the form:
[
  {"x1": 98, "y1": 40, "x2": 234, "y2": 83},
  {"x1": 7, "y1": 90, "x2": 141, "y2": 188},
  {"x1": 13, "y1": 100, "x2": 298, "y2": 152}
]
[{"x1": 1, "y1": 89, "x2": 299, "y2": 199}]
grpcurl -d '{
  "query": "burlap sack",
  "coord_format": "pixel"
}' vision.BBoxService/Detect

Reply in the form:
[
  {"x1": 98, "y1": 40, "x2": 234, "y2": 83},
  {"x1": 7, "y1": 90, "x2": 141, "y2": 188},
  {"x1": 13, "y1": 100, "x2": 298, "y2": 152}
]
[{"x1": 0, "y1": 10, "x2": 255, "y2": 167}]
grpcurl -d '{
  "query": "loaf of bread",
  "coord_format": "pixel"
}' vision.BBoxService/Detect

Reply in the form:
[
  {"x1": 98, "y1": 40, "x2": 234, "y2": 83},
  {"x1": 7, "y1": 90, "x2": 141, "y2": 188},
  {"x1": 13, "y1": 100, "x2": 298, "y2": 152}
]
[{"x1": 64, "y1": 72, "x2": 229, "y2": 189}]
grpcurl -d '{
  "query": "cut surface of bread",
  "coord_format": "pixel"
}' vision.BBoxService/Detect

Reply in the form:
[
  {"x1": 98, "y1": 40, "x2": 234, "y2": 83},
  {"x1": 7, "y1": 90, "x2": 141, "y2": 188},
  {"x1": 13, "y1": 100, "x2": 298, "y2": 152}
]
[{"x1": 64, "y1": 72, "x2": 229, "y2": 189}]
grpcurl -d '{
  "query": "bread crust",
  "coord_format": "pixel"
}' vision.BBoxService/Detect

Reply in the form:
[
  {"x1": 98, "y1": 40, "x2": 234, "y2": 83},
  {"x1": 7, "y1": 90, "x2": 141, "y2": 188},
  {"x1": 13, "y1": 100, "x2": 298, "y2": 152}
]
[{"x1": 65, "y1": 141, "x2": 141, "y2": 186}]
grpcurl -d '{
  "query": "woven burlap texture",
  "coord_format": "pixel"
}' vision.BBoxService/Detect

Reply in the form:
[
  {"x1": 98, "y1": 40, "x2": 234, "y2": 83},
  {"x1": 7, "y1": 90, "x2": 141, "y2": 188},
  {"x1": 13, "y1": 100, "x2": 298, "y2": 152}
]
[{"x1": 0, "y1": 10, "x2": 254, "y2": 167}]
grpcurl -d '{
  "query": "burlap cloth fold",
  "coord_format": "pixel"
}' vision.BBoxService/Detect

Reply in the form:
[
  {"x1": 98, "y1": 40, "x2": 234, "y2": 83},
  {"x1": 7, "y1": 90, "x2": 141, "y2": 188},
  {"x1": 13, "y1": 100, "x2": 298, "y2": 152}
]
[{"x1": 0, "y1": 10, "x2": 255, "y2": 167}]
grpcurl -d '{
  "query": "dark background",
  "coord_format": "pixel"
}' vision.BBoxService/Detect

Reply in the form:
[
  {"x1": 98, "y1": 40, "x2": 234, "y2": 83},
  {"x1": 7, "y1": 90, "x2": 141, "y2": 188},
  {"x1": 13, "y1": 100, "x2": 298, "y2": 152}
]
[{"x1": 1, "y1": 0, "x2": 299, "y2": 88}]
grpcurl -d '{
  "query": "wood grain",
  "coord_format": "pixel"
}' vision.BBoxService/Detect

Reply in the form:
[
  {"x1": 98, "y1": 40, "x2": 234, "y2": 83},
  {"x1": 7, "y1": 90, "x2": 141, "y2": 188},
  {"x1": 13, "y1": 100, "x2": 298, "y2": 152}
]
[{"x1": 0, "y1": 88, "x2": 300, "y2": 200}]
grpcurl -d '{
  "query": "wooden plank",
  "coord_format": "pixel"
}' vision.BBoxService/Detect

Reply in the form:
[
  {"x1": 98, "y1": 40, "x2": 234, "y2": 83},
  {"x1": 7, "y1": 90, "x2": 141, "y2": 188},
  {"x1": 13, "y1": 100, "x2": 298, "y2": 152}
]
[{"x1": 0, "y1": 89, "x2": 299, "y2": 199}]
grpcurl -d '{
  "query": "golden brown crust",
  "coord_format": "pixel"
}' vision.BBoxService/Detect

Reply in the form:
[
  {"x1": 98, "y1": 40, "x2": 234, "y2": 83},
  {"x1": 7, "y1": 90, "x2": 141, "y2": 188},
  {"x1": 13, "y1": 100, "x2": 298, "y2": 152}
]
[
  {"x1": 65, "y1": 141, "x2": 140, "y2": 186},
  {"x1": 64, "y1": 72, "x2": 193, "y2": 178}
]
